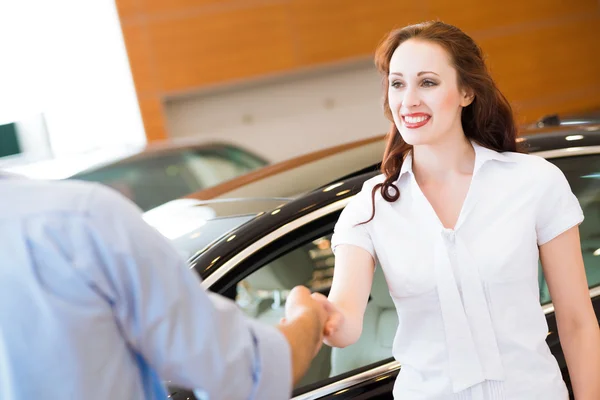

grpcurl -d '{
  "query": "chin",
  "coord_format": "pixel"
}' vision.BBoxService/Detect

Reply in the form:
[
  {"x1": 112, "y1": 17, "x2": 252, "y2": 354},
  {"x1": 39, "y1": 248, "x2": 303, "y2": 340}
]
[{"x1": 398, "y1": 128, "x2": 435, "y2": 147}]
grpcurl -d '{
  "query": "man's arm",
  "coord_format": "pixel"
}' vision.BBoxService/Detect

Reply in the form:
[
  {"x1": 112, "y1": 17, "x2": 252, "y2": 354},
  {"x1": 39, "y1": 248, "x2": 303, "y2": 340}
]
[{"x1": 79, "y1": 185, "x2": 325, "y2": 398}]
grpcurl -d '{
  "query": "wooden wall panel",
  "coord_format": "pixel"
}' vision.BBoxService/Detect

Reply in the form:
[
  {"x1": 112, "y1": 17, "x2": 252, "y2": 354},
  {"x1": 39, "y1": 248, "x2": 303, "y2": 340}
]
[
  {"x1": 147, "y1": 3, "x2": 295, "y2": 91},
  {"x1": 114, "y1": 0, "x2": 141, "y2": 20},
  {"x1": 142, "y1": 0, "x2": 237, "y2": 16},
  {"x1": 138, "y1": 95, "x2": 168, "y2": 142},
  {"x1": 514, "y1": 85, "x2": 600, "y2": 124},
  {"x1": 120, "y1": 24, "x2": 159, "y2": 94},
  {"x1": 428, "y1": 0, "x2": 598, "y2": 33},
  {"x1": 482, "y1": 16, "x2": 600, "y2": 100},
  {"x1": 115, "y1": 0, "x2": 600, "y2": 142},
  {"x1": 289, "y1": 0, "x2": 426, "y2": 65}
]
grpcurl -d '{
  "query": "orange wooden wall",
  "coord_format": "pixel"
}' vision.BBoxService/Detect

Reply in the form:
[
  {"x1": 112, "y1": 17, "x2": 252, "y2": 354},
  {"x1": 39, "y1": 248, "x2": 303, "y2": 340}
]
[{"x1": 115, "y1": 0, "x2": 600, "y2": 142}]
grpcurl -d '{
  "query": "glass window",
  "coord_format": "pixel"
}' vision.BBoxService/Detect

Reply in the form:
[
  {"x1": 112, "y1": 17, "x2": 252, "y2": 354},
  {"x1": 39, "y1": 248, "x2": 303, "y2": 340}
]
[
  {"x1": 73, "y1": 153, "x2": 199, "y2": 211},
  {"x1": 184, "y1": 146, "x2": 267, "y2": 188},
  {"x1": 540, "y1": 154, "x2": 600, "y2": 304},
  {"x1": 73, "y1": 146, "x2": 267, "y2": 212},
  {"x1": 234, "y1": 231, "x2": 394, "y2": 390}
]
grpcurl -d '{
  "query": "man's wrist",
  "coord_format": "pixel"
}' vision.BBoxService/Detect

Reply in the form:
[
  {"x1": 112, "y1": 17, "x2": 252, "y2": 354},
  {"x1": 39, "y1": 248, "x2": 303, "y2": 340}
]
[{"x1": 277, "y1": 309, "x2": 322, "y2": 385}]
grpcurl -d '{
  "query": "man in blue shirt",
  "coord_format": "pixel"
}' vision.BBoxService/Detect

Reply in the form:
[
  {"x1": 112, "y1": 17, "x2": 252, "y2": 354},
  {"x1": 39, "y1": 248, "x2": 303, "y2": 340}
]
[{"x1": 0, "y1": 176, "x2": 327, "y2": 399}]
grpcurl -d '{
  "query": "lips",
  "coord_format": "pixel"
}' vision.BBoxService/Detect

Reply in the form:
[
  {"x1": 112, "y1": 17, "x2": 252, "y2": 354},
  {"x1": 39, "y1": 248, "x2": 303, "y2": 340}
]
[{"x1": 402, "y1": 113, "x2": 431, "y2": 129}]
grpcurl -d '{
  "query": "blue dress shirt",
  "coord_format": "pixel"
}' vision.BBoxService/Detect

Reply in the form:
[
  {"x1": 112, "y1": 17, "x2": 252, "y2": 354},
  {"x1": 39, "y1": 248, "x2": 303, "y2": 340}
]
[{"x1": 0, "y1": 175, "x2": 291, "y2": 399}]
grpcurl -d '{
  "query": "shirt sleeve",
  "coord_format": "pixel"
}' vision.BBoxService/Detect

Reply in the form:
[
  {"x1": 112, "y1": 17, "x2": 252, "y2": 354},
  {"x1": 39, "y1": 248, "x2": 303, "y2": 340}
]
[
  {"x1": 330, "y1": 180, "x2": 378, "y2": 261},
  {"x1": 79, "y1": 185, "x2": 292, "y2": 399},
  {"x1": 535, "y1": 161, "x2": 584, "y2": 246}
]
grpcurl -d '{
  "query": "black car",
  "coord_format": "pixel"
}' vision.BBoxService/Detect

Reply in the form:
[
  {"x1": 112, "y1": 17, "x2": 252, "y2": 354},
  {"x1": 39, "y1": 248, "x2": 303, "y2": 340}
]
[{"x1": 157, "y1": 119, "x2": 600, "y2": 399}]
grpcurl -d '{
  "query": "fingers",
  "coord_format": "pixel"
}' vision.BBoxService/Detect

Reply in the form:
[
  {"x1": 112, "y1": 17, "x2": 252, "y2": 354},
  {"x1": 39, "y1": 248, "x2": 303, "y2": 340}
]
[
  {"x1": 309, "y1": 293, "x2": 343, "y2": 338},
  {"x1": 324, "y1": 312, "x2": 342, "y2": 337},
  {"x1": 286, "y1": 286, "x2": 312, "y2": 307},
  {"x1": 286, "y1": 287, "x2": 341, "y2": 340}
]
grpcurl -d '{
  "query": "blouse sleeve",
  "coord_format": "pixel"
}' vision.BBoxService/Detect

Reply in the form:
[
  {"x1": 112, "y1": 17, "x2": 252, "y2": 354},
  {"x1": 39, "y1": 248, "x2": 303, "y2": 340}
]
[
  {"x1": 535, "y1": 160, "x2": 584, "y2": 246},
  {"x1": 330, "y1": 179, "x2": 378, "y2": 261}
]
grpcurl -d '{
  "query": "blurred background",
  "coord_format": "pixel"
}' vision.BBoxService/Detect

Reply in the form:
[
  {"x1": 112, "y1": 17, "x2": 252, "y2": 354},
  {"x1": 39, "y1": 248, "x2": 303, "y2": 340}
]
[{"x1": 0, "y1": 0, "x2": 599, "y2": 208}]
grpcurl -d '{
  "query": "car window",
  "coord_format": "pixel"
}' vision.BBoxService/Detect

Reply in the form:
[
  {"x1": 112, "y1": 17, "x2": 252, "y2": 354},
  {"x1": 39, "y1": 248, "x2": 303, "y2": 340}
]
[
  {"x1": 184, "y1": 146, "x2": 267, "y2": 188},
  {"x1": 73, "y1": 146, "x2": 267, "y2": 212},
  {"x1": 74, "y1": 153, "x2": 199, "y2": 211},
  {"x1": 540, "y1": 154, "x2": 600, "y2": 304},
  {"x1": 234, "y1": 231, "x2": 394, "y2": 391}
]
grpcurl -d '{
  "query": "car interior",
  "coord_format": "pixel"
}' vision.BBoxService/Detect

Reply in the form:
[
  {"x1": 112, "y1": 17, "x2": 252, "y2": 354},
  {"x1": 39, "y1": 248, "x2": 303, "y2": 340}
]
[
  {"x1": 539, "y1": 154, "x2": 600, "y2": 304},
  {"x1": 235, "y1": 233, "x2": 398, "y2": 390}
]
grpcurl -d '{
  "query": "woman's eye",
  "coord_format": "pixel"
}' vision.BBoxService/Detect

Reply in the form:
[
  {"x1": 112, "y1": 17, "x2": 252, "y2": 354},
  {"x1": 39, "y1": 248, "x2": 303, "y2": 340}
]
[
  {"x1": 390, "y1": 81, "x2": 403, "y2": 88},
  {"x1": 422, "y1": 79, "x2": 438, "y2": 87}
]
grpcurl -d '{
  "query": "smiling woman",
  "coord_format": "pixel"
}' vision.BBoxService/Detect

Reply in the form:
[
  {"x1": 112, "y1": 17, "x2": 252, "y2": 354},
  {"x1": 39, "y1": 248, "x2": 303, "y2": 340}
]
[
  {"x1": 316, "y1": 21, "x2": 600, "y2": 400},
  {"x1": 368, "y1": 21, "x2": 519, "y2": 214}
]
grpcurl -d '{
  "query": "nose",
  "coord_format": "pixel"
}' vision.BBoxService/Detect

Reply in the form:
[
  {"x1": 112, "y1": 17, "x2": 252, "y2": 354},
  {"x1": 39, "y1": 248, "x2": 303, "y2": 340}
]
[{"x1": 402, "y1": 86, "x2": 421, "y2": 108}]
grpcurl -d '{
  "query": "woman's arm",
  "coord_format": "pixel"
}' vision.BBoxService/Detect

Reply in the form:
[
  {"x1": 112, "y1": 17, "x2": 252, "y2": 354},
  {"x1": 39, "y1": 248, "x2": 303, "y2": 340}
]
[
  {"x1": 316, "y1": 244, "x2": 376, "y2": 348},
  {"x1": 540, "y1": 225, "x2": 600, "y2": 400}
]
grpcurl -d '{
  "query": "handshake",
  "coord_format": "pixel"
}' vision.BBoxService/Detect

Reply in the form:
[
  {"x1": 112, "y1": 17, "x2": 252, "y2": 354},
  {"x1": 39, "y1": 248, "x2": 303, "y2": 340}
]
[{"x1": 276, "y1": 286, "x2": 344, "y2": 386}]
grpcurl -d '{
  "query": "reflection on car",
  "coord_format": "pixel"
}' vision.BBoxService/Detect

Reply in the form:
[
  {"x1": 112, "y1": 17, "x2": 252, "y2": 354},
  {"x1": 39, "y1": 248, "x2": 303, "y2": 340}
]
[{"x1": 149, "y1": 116, "x2": 600, "y2": 399}]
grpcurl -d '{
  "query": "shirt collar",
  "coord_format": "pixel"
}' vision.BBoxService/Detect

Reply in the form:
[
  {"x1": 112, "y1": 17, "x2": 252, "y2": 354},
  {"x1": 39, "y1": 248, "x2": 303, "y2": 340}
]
[
  {"x1": 397, "y1": 140, "x2": 514, "y2": 181},
  {"x1": 471, "y1": 140, "x2": 515, "y2": 173}
]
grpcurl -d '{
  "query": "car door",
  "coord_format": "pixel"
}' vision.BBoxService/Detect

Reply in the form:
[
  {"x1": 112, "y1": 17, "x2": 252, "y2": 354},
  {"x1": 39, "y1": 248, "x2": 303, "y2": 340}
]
[
  {"x1": 197, "y1": 202, "x2": 398, "y2": 399},
  {"x1": 536, "y1": 151, "x2": 600, "y2": 398},
  {"x1": 168, "y1": 202, "x2": 397, "y2": 400}
]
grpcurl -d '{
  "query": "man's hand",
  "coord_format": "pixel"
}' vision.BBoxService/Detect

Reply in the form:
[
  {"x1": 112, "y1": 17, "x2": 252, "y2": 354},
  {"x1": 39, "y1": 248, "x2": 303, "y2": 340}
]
[{"x1": 277, "y1": 286, "x2": 329, "y2": 385}]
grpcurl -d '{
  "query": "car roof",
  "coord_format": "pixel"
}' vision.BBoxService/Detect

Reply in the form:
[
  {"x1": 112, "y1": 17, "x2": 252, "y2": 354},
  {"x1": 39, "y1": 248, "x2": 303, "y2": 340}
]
[
  {"x1": 0, "y1": 139, "x2": 263, "y2": 180},
  {"x1": 527, "y1": 109, "x2": 600, "y2": 129},
  {"x1": 184, "y1": 134, "x2": 386, "y2": 201},
  {"x1": 519, "y1": 122, "x2": 600, "y2": 153}
]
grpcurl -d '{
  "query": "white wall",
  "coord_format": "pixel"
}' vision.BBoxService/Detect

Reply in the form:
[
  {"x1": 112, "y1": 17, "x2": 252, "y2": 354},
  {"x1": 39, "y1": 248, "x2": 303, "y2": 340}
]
[
  {"x1": 164, "y1": 62, "x2": 391, "y2": 163},
  {"x1": 0, "y1": 0, "x2": 145, "y2": 159}
]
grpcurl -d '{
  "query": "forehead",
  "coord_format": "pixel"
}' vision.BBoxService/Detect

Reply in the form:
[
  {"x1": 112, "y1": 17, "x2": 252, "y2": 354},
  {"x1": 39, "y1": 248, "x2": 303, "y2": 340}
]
[{"x1": 389, "y1": 39, "x2": 454, "y2": 75}]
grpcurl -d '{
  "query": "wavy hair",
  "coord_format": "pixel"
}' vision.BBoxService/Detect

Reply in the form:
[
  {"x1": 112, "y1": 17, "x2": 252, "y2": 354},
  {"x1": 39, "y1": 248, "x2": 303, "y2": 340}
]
[{"x1": 362, "y1": 21, "x2": 518, "y2": 224}]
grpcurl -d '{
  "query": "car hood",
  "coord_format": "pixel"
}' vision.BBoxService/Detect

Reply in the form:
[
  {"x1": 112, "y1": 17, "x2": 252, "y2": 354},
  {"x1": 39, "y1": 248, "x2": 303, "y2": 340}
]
[{"x1": 143, "y1": 197, "x2": 291, "y2": 259}]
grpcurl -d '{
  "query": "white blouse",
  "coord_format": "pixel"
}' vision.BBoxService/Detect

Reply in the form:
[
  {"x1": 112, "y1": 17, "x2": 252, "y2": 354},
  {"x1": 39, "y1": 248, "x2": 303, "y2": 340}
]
[{"x1": 331, "y1": 142, "x2": 584, "y2": 400}]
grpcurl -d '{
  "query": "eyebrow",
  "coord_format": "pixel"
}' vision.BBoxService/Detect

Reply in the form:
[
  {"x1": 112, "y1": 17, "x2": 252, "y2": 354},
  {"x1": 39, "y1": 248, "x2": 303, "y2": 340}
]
[{"x1": 389, "y1": 71, "x2": 440, "y2": 77}]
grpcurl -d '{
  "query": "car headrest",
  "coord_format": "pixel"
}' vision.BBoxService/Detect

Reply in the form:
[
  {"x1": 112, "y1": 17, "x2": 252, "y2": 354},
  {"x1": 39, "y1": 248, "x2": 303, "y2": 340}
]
[{"x1": 244, "y1": 247, "x2": 314, "y2": 291}]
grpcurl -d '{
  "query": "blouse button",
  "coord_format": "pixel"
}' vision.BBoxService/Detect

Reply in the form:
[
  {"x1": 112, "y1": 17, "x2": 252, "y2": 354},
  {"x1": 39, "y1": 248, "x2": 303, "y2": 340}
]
[{"x1": 442, "y1": 228, "x2": 456, "y2": 242}]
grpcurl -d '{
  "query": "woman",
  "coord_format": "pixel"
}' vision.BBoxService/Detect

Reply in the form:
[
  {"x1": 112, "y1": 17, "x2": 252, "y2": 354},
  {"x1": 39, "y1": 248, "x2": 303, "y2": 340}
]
[{"x1": 314, "y1": 21, "x2": 600, "y2": 399}]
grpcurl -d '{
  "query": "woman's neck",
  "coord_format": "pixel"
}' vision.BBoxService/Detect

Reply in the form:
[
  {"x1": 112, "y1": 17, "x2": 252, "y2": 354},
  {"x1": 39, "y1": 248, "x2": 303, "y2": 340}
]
[{"x1": 411, "y1": 136, "x2": 475, "y2": 184}]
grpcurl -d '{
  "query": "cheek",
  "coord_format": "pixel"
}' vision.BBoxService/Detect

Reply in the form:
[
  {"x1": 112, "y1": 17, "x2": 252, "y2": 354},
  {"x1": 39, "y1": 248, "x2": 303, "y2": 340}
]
[
  {"x1": 430, "y1": 89, "x2": 461, "y2": 115},
  {"x1": 388, "y1": 90, "x2": 402, "y2": 109}
]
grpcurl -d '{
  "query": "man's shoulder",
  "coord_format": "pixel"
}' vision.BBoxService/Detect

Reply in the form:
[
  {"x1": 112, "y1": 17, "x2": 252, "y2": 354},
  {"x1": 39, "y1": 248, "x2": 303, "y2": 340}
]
[{"x1": 0, "y1": 178, "x2": 128, "y2": 219}]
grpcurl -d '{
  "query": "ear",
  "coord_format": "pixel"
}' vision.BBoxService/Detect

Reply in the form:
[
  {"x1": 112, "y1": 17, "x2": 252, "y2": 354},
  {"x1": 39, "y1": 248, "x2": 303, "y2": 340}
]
[{"x1": 460, "y1": 88, "x2": 475, "y2": 107}]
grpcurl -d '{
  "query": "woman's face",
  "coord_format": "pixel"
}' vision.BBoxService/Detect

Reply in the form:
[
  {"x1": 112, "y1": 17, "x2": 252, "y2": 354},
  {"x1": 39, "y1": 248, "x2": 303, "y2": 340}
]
[{"x1": 387, "y1": 39, "x2": 473, "y2": 146}]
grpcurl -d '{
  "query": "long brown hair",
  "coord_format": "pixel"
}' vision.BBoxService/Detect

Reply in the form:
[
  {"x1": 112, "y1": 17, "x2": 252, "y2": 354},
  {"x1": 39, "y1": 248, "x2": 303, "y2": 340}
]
[{"x1": 362, "y1": 21, "x2": 518, "y2": 224}]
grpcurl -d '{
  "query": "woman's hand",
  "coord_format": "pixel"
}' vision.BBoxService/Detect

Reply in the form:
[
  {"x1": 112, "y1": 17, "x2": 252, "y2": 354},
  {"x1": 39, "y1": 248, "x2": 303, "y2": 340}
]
[{"x1": 310, "y1": 292, "x2": 345, "y2": 346}]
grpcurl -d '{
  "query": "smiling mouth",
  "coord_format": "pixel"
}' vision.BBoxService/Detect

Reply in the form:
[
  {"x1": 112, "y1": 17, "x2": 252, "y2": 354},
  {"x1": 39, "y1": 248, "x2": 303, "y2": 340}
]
[{"x1": 402, "y1": 115, "x2": 431, "y2": 128}]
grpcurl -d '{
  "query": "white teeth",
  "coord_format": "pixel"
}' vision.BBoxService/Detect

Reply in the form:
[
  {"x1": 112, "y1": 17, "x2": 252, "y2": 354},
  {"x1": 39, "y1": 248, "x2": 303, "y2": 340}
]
[{"x1": 404, "y1": 115, "x2": 429, "y2": 124}]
